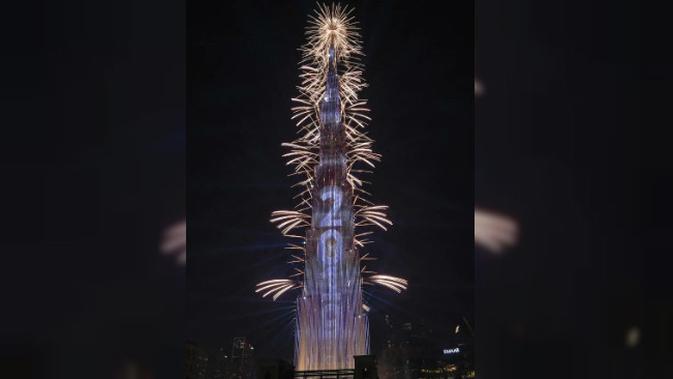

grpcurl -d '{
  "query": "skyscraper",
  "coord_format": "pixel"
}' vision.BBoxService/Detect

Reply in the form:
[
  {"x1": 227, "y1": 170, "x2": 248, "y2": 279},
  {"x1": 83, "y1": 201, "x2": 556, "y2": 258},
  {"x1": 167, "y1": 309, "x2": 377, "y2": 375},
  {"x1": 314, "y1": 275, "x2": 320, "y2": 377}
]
[
  {"x1": 229, "y1": 337, "x2": 255, "y2": 379},
  {"x1": 185, "y1": 341, "x2": 209, "y2": 379},
  {"x1": 256, "y1": 4, "x2": 407, "y2": 371}
]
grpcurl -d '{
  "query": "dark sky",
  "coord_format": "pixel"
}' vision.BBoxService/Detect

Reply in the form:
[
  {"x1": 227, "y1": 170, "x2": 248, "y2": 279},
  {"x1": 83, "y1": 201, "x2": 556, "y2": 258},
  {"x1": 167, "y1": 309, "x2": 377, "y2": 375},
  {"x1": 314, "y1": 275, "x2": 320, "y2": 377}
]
[{"x1": 187, "y1": 0, "x2": 473, "y2": 361}]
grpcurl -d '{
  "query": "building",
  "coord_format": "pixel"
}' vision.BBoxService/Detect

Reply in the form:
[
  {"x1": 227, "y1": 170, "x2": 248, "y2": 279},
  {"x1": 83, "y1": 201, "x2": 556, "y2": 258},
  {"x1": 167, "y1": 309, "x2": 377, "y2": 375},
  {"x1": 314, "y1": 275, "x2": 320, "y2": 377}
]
[
  {"x1": 206, "y1": 346, "x2": 229, "y2": 379},
  {"x1": 256, "y1": 4, "x2": 407, "y2": 371},
  {"x1": 186, "y1": 341, "x2": 209, "y2": 379},
  {"x1": 227, "y1": 337, "x2": 255, "y2": 379},
  {"x1": 377, "y1": 315, "x2": 474, "y2": 379}
]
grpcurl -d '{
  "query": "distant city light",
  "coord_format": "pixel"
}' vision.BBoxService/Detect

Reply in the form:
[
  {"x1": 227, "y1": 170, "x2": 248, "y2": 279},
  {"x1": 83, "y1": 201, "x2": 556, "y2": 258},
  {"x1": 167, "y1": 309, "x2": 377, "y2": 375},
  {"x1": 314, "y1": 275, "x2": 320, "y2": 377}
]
[{"x1": 443, "y1": 347, "x2": 460, "y2": 355}]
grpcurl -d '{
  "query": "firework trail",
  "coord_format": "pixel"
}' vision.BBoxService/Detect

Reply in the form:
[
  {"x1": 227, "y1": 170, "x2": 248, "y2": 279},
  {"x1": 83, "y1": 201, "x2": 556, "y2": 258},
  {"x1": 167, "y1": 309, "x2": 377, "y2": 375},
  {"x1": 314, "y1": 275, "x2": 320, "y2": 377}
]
[{"x1": 255, "y1": 3, "x2": 407, "y2": 370}]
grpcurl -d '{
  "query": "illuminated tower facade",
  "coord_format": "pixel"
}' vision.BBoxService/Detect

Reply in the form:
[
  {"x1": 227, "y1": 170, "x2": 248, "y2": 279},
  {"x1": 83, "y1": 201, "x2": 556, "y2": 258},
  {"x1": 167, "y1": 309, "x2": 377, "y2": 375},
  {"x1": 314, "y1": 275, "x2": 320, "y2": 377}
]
[
  {"x1": 294, "y1": 46, "x2": 368, "y2": 369},
  {"x1": 256, "y1": 4, "x2": 407, "y2": 371}
]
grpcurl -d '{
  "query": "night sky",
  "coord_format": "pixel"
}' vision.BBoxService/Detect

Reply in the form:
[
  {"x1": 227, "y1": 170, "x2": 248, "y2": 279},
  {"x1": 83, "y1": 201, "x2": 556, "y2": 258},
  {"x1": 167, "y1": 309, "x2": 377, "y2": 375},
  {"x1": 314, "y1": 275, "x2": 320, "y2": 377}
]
[{"x1": 188, "y1": 0, "x2": 473, "y2": 361}]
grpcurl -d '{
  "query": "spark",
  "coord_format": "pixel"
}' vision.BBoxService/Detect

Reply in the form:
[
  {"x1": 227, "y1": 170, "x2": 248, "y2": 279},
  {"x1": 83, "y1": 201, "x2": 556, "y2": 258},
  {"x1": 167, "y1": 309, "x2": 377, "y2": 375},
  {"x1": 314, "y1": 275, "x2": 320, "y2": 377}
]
[
  {"x1": 255, "y1": 279, "x2": 301, "y2": 301},
  {"x1": 474, "y1": 78, "x2": 485, "y2": 97},
  {"x1": 365, "y1": 274, "x2": 409, "y2": 294}
]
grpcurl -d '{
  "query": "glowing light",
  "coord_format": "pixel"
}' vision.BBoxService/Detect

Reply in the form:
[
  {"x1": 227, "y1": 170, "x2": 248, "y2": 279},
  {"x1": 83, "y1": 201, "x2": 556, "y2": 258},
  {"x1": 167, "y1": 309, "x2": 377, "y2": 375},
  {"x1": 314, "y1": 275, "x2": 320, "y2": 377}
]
[
  {"x1": 474, "y1": 78, "x2": 485, "y2": 97},
  {"x1": 160, "y1": 219, "x2": 186, "y2": 265},
  {"x1": 443, "y1": 347, "x2": 460, "y2": 355},
  {"x1": 625, "y1": 326, "x2": 641, "y2": 348},
  {"x1": 474, "y1": 209, "x2": 519, "y2": 253}
]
